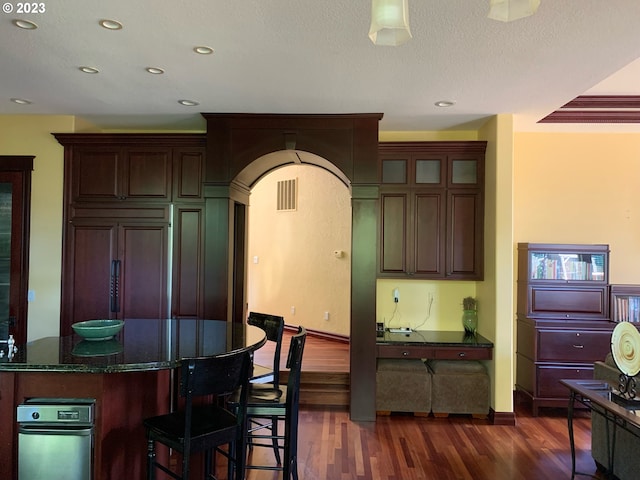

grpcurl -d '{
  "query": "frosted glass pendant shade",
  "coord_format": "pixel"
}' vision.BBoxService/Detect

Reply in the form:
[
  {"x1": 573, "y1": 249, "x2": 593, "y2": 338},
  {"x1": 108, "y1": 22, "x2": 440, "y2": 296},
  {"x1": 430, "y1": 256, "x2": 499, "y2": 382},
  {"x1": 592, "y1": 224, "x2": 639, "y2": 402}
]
[
  {"x1": 369, "y1": 0, "x2": 412, "y2": 46},
  {"x1": 488, "y1": 0, "x2": 540, "y2": 22}
]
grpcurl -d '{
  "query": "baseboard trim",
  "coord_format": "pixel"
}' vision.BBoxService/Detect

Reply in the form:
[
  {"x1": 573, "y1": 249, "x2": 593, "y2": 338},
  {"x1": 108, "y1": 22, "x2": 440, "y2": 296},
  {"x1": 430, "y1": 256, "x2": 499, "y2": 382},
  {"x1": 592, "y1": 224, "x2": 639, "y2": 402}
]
[
  {"x1": 284, "y1": 324, "x2": 349, "y2": 343},
  {"x1": 490, "y1": 408, "x2": 516, "y2": 426}
]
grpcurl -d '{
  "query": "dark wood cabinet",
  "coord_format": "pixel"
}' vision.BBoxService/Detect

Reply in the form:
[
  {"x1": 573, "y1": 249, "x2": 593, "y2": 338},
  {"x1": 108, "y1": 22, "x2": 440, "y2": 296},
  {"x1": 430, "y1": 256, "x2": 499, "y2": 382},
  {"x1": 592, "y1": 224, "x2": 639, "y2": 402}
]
[
  {"x1": 70, "y1": 146, "x2": 171, "y2": 202},
  {"x1": 378, "y1": 142, "x2": 485, "y2": 279},
  {"x1": 515, "y1": 243, "x2": 614, "y2": 415},
  {"x1": 173, "y1": 148, "x2": 205, "y2": 202},
  {"x1": 171, "y1": 205, "x2": 205, "y2": 319},
  {"x1": 55, "y1": 134, "x2": 206, "y2": 335},
  {"x1": 56, "y1": 134, "x2": 205, "y2": 204},
  {"x1": 0, "y1": 156, "x2": 33, "y2": 344},
  {"x1": 63, "y1": 216, "x2": 169, "y2": 328}
]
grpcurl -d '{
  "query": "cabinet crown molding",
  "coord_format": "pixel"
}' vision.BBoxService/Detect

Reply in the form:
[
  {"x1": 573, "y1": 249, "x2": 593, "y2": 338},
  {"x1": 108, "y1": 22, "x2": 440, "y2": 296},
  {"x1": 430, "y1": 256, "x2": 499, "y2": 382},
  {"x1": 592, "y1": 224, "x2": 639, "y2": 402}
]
[{"x1": 378, "y1": 141, "x2": 487, "y2": 155}]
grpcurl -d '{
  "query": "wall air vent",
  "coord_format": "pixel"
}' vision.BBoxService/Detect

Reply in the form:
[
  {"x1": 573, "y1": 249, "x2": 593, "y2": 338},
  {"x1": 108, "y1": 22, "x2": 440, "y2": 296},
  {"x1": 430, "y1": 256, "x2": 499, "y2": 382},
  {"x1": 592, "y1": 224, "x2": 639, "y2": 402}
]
[{"x1": 277, "y1": 178, "x2": 297, "y2": 211}]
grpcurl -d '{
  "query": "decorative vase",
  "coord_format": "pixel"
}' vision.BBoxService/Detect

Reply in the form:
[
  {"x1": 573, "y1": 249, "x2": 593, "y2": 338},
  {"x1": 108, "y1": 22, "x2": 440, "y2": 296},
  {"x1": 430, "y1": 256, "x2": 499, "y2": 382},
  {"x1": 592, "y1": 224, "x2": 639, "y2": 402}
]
[{"x1": 462, "y1": 309, "x2": 478, "y2": 335}]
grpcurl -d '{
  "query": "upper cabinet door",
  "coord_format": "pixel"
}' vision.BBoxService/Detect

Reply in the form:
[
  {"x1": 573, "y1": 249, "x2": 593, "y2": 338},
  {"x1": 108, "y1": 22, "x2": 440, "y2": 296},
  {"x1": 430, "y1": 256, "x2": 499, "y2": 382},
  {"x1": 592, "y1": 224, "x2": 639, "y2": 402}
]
[
  {"x1": 446, "y1": 189, "x2": 483, "y2": 279},
  {"x1": 172, "y1": 148, "x2": 205, "y2": 202},
  {"x1": 71, "y1": 147, "x2": 172, "y2": 203},
  {"x1": 448, "y1": 155, "x2": 483, "y2": 188},
  {"x1": 380, "y1": 192, "x2": 408, "y2": 274},
  {"x1": 71, "y1": 147, "x2": 121, "y2": 201},
  {"x1": 123, "y1": 148, "x2": 172, "y2": 201}
]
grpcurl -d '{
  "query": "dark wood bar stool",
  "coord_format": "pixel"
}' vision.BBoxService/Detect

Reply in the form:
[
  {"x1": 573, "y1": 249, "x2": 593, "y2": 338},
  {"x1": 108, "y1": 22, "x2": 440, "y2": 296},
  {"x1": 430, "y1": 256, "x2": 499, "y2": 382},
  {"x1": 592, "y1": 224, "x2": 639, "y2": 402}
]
[
  {"x1": 143, "y1": 349, "x2": 252, "y2": 480},
  {"x1": 248, "y1": 312, "x2": 285, "y2": 385},
  {"x1": 240, "y1": 326, "x2": 307, "y2": 480}
]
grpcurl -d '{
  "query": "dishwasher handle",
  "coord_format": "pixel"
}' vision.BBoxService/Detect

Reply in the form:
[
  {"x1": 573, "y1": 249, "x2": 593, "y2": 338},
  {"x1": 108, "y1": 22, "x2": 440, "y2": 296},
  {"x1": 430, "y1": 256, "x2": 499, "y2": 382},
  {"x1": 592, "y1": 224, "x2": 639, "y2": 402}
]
[{"x1": 19, "y1": 425, "x2": 93, "y2": 436}]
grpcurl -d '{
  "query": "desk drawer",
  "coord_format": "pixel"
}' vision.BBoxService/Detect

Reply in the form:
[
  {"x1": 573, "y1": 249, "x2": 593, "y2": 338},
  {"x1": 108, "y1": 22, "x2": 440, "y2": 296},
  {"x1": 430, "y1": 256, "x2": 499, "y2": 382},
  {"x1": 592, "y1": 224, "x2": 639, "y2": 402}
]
[
  {"x1": 433, "y1": 347, "x2": 492, "y2": 360},
  {"x1": 538, "y1": 330, "x2": 611, "y2": 362},
  {"x1": 376, "y1": 345, "x2": 435, "y2": 359},
  {"x1": 376, "y1": 344, "x2": 492, "y2": 360}
]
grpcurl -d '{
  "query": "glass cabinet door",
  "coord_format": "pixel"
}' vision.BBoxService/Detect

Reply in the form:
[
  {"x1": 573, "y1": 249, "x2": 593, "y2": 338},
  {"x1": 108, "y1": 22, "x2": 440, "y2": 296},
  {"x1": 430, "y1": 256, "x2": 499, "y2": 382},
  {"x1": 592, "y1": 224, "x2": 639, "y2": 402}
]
[
  {"x1": 0, "y1": 182, "x2": 12, "y2": 342},
  {"x1": 610, "y1": 285, "x2": 640, "y2": 323},
  {"x1": 529, "y1": 250, "x2": 606, "y2": 282},
  {"x1": 0, "y1": 157, "x2": 33, "y2": 345},
  {"x1": 381, "y1": 158, "x2": 407, "y2": 184}
]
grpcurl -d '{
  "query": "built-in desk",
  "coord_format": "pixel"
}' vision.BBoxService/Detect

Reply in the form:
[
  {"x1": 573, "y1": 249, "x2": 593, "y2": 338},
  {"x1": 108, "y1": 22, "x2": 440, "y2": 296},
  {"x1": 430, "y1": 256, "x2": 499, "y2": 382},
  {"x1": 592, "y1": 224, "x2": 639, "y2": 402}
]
[
  {"x1": 376, "y1": 330, "x2": 494, "y2": 417},
  {"x1": 0, "y1": 318, "x2": 266, "y2": 480},
  {"x1": 376, "y1": 330, "x2": 494, "y2": 360}
]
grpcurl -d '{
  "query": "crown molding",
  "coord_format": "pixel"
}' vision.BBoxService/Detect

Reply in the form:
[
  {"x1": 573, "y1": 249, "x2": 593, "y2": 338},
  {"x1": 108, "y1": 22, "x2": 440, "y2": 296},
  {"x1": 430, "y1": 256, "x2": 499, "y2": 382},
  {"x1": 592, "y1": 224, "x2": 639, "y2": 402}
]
[{"x1": 539, "y1": 95, "x2": 640, "y2": 123}]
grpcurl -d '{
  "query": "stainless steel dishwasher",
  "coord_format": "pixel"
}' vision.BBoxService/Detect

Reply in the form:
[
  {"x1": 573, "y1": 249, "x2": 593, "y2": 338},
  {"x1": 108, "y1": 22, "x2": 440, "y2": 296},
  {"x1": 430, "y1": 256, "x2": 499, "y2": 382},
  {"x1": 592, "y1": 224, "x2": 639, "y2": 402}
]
[{"x1": 17, "y1": 398, "x2": 95, "y2": 480}]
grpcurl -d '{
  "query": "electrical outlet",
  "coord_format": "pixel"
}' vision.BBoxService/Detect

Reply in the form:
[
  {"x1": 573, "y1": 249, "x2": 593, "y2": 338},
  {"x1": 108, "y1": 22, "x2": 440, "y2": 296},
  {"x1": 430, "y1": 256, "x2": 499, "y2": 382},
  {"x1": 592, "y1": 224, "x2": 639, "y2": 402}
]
[{"x1": 393, "y1": 288, "x2": 399, "y2": 303}]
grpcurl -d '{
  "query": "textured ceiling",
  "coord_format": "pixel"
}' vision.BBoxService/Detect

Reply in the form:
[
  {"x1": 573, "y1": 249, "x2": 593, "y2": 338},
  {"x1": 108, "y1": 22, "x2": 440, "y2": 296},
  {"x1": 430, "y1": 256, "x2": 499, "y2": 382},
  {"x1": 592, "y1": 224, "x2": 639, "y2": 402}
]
[{"x1": 1, "y1": 0, "x2": 640, "y2": 132}]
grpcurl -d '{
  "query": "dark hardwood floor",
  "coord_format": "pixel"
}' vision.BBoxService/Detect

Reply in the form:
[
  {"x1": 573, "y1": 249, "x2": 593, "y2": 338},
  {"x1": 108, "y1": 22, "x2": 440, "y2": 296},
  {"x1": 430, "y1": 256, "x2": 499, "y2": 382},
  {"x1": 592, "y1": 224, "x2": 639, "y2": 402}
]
[
  {"x1": 237, "y1": 404, "x2": 600, "y2": 480},
  {"x1": 244, "y1": 331, "x2": 604, "y2": 480}
]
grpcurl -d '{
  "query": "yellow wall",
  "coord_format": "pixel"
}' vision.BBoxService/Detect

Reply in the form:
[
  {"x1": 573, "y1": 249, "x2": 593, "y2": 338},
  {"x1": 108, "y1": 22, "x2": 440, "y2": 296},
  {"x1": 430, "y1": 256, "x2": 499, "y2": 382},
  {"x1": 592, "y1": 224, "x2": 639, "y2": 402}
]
[
  {"x1": 514, "y1": 132, "x2": 640, "y2": 285},
  {"x1": 379, "y1": 131, "x2": 479, "y2": 142},
  {"x1": 376, "y1": 279, "x2": 476, "y2": 331},
  {"x1": 479, "y1": 115, "x2": 515, "y2": 413},
  {"x1": 0, "y1": 115, "x2": 75, "y2": 340}
]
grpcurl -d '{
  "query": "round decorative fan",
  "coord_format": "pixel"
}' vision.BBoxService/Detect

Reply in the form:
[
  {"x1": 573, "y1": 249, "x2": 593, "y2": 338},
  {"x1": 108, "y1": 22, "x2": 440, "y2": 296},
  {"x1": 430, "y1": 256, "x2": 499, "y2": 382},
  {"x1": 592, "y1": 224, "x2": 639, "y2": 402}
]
[{"x1": 611, "y1": 321, "x2": 640, "y2": 377}]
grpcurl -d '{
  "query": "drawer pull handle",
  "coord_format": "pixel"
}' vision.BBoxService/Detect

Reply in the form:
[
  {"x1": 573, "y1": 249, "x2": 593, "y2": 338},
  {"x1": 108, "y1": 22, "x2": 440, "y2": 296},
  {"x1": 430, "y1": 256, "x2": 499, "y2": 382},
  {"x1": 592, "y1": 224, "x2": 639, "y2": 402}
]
[
  {"x1": 458, "y1": 352, "x2": 466, "y2": 357},
  {"x1": 402, "y1": 351, "x2": 409, "y2": 356},
  {"x1": 572, "y1": 344, "x2": 584, "y2": 349}
]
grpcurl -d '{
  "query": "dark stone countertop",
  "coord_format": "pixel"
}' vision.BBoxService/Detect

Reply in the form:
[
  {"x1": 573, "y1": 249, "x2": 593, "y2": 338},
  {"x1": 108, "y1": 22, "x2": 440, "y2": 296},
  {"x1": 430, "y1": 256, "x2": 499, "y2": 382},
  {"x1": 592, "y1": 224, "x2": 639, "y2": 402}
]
[
  {"x1": 376, "y1": 330, "x2": 494, "y2": 348},
  {"x1": 0, "y1": 318, "x2": 266, "y2": 373}
]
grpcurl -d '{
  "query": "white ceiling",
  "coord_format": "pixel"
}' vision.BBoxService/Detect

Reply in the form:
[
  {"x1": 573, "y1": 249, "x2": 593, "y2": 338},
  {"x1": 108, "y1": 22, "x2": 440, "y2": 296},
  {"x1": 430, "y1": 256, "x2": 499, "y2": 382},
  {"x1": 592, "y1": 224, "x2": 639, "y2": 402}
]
[{"x1": 1, "y1": 0, "x2": 640, "y2": 132}]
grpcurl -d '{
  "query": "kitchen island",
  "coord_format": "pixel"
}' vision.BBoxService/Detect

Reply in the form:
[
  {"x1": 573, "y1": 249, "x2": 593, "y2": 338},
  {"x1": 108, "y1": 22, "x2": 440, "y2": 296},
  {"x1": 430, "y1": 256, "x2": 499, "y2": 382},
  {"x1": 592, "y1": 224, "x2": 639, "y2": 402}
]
[{"x1": 0, "y1": 318, "x2": 266, "y2": 480}]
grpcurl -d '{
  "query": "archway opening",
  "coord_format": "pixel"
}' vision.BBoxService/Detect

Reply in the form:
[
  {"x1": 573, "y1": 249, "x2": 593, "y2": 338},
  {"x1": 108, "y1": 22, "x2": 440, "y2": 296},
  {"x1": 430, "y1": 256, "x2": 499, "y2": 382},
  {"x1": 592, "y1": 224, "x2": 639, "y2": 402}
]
[{"x1": 247, "y1": 161, "x2": 351, "y2": 359}]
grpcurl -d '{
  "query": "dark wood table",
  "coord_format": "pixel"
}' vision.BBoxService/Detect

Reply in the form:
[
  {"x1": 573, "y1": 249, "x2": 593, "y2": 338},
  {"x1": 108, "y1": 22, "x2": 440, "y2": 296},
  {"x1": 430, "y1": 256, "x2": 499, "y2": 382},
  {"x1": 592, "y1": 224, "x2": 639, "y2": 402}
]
[
  {"x1": 561, "y1": 378, "x2": 640, "y2": 480},
  {"x1": 0, "y1": 318, "x2": 266, "y2": 480}
]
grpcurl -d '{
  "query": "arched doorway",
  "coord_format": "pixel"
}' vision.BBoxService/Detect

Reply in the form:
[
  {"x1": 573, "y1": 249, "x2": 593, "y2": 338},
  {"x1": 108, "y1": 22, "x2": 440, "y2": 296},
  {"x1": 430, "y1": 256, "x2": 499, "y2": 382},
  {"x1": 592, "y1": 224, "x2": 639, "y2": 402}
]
[
  {"x1": 202, "y1": 113, "x2": 382, "y2": 421},
  {"x1": 246, "y1": 158, "x2": 351, "y2": 339}
]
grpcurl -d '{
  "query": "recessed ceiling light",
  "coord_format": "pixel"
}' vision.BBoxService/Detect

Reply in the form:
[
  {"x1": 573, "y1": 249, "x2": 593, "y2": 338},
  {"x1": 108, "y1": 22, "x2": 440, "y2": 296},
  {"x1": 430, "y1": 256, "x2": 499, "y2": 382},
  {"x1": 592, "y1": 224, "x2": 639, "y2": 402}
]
[
  {"x1": 435, "y1": 100, "x2": 455, "y2": 108},
  {"x1": 178, "y1": 99, "x2": 199, "y2": 107},
  {"x1": 11, "y1": 98, "x2": 32, "y2": 105},
  {"x1": 79, "y1": 66, "x2": 100, "y2": 74},
  {"x1": 13, "y1": 19, "x2": 38, "y2": 30},
  {"x1": 99, "y1": 19, "x2": 123, "y2": 30},
  {"x1": 146, "y1": 67, "x2": 165, "y2": 75},
  {"x1": 193, "y1": 46, "x2": 214, "y2": 55}
]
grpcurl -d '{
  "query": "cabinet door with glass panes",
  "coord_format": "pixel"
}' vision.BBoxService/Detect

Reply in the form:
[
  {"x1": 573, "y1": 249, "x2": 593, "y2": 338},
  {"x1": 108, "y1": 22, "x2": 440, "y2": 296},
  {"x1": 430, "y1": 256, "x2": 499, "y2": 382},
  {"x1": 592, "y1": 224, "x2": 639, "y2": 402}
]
[
  {"x1": 0, "y1": 157, "x2": 33, "y2": 345},
  {"x1": 610, "y1": 285, "x2": 640, "y2": 324},
  {"x1": 378, "y1": 142, "x2": 486, "y2": 280},
  {"x1": 517, "y1": 243, "x2": 609, "y2": 320}
]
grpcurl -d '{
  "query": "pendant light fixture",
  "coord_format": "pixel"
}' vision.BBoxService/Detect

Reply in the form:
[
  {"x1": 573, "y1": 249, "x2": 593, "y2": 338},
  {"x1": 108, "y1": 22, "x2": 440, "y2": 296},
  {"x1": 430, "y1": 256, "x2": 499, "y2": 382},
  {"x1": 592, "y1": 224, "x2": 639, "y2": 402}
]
[
  {"x1": 369, "y1": 0, "x2": 412, "y2": 46},
  {"x1": 488, "y1": 0, "x2": 541, "y2": 22}
]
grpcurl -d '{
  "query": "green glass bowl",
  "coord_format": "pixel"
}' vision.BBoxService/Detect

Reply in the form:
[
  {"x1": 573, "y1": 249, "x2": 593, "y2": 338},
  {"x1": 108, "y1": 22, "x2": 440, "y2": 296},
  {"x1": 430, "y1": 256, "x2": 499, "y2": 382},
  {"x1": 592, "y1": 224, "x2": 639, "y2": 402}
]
[{"x1": 71, "y1": 319, "x2": 124, "y2": 341}]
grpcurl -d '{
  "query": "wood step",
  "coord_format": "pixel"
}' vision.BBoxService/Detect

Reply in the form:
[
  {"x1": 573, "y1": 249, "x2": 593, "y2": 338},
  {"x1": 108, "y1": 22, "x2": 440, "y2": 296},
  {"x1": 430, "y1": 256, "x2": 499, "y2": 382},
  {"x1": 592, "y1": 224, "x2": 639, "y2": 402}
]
[{"x1": 281, "y1": 371, "x2": 350, "y2": 407}]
